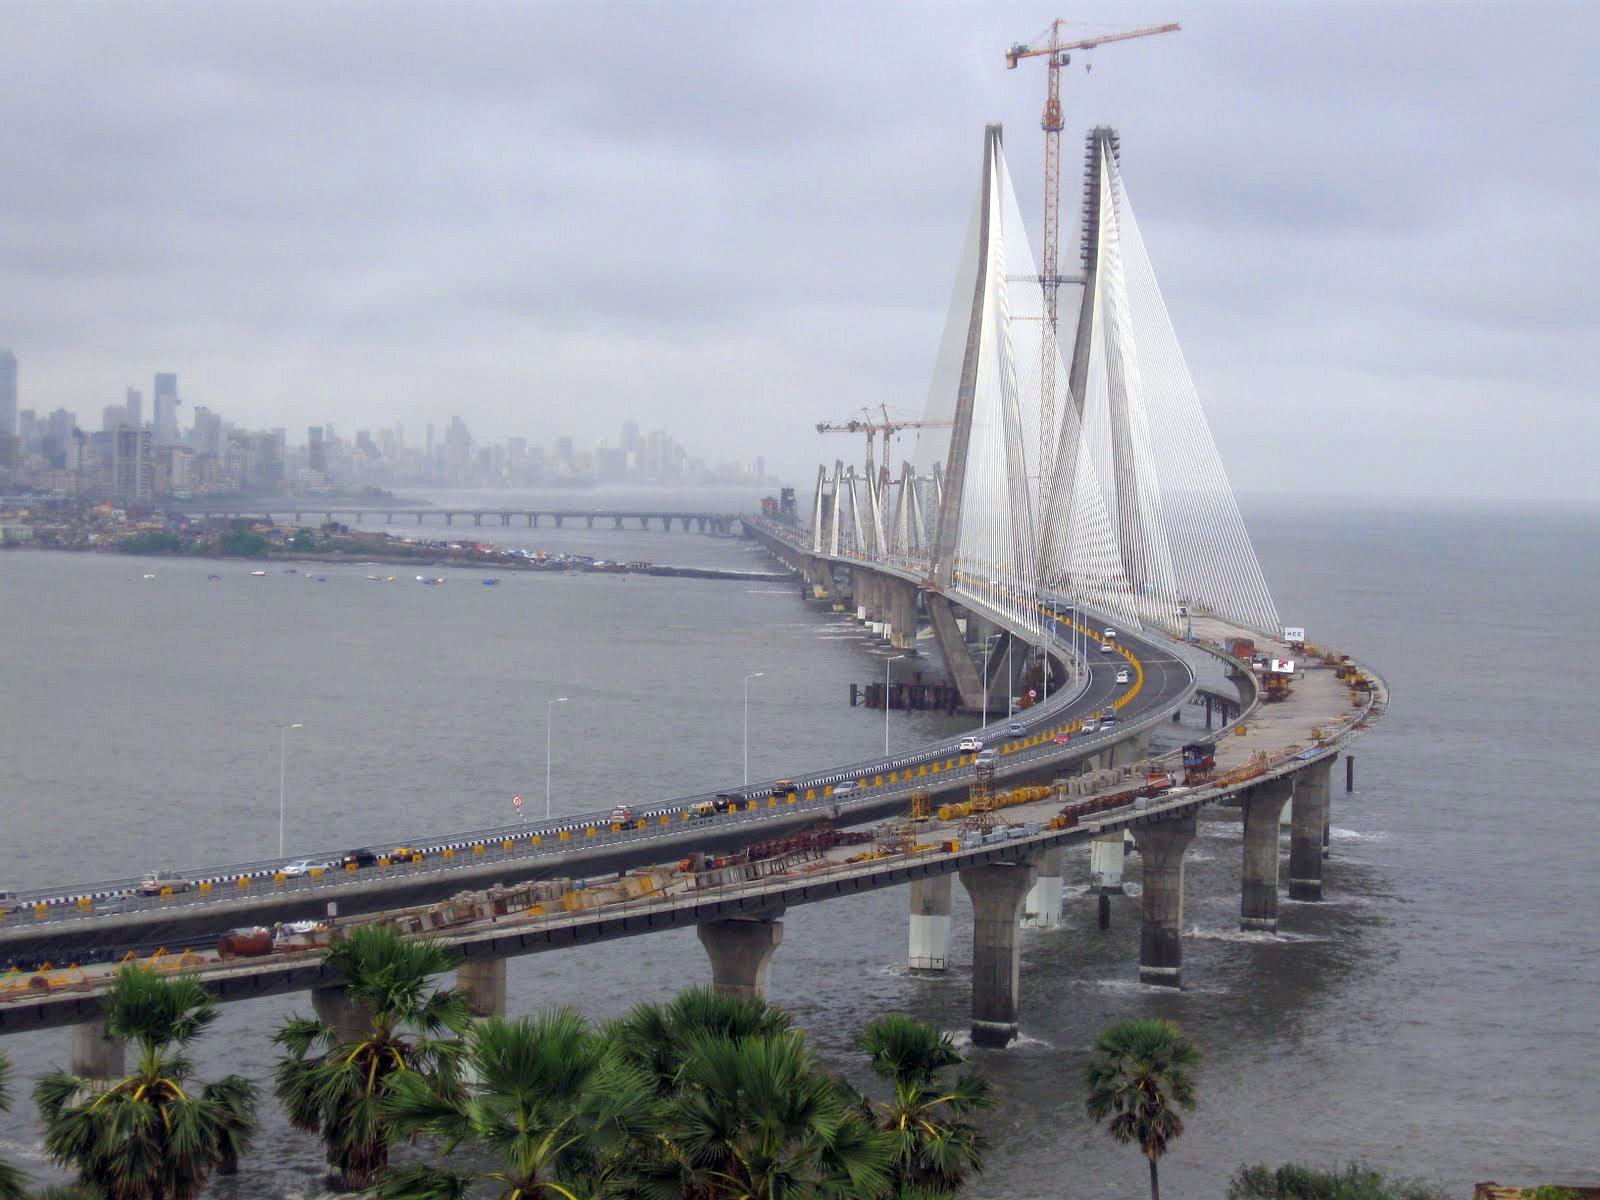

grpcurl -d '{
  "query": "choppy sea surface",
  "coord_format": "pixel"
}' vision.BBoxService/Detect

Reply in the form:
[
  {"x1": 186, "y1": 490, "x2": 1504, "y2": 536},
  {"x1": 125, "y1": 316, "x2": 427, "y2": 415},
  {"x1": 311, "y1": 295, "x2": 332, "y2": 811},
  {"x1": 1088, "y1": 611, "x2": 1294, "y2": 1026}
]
[{"x1": 1, "y1": 488, "x2": 1595, "y2": 1196}]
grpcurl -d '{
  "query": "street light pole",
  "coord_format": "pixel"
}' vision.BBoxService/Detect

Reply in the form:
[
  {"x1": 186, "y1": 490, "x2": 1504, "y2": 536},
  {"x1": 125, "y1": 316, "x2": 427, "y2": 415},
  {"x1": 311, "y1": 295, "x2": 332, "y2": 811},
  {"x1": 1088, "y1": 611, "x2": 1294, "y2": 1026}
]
[
  {"x1": 546, "y1": 697, "x2": 568, "y2": 820},
  {"x1": 743, "y1": 672, "x2": 765, "y2": 787},
  {"x1": 278, "y1": 722, "x2": 303, "y2": 859},
  {"x1": 1007, "y1": 638, "x2": 1014, "y2": 719},
  {"x1": 885, "y1": 654, "x2": 906, "y2": 754},
  {"x1": 982, "y1": 633, "x2": 1001, "y2": 731}
]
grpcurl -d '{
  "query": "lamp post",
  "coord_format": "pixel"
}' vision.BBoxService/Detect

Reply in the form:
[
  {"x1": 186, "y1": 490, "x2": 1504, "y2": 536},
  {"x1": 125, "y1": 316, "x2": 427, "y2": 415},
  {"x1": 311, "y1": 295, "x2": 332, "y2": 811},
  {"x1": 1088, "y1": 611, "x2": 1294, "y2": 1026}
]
[
  {"x1": 278, "y1": 722, "x2": 303, "y2": 859},
  {"x1": 1007, "y1": 637, "x2": 1015, "y2": 719},
  {"x1": 545, "y1": 697, "x2": 568, "y2": 820},
  {"x1": 885, "y1": 654, "x2": 906, "y2": 754},
  {"x1": 982, "y1": 633, "x2": 1001, "y2": 730},
  {"x1": 743, "y1": 672, "x2": 765, "y2": 787}
]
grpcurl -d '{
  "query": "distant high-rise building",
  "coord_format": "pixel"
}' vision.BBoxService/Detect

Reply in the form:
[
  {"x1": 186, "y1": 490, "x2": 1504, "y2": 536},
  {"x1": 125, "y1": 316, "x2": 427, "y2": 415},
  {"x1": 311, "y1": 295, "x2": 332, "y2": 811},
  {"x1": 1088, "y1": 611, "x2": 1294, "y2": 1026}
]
[
  {"x1": 556, "y1": 436, "x2": 575, "y2": 467},
  {"x1": 621, "y1": 420, "x2": 640, "y2": 453},
  {"x1": 0, "y1": 349, "x2": 16, "y2": 437},
  {"x1": 191, "y1": 406, "x2": 222, "y2": 456},
  {"x1": 124, "y1": 387, "x2": 143, "y2": 429},
  {"x1": 113, "y1": 426, "x2": 153, "y2": 500},
  {"x1": 307, "y1": 426, "x2": 326, "y2": 473},
  {"x1": 102, "y1": 404, "x2": 129, "y2": 432},
  {"x1": 153, "y1": 373, "x2": 180, "y2": 444}
]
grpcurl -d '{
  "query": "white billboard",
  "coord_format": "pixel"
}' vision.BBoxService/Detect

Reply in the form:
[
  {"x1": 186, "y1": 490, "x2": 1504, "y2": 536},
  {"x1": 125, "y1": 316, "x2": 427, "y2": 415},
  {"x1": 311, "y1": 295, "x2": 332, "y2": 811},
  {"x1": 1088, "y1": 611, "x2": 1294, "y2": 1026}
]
[
  {"x1": 1282, "y1": 626, "x2": 1306, "y2": 643},
  {"x1": 1269, "y1": 658, "x2": 1296, "y2": 674}
]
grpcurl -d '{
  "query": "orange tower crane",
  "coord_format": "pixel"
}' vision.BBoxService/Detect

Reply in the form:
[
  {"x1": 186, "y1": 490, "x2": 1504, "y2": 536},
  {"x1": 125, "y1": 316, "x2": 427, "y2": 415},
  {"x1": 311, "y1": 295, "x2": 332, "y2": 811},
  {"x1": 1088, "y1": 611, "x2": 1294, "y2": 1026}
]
[{"x1": 1006, "y1": 20, "x2": 1179, "y2": 513}]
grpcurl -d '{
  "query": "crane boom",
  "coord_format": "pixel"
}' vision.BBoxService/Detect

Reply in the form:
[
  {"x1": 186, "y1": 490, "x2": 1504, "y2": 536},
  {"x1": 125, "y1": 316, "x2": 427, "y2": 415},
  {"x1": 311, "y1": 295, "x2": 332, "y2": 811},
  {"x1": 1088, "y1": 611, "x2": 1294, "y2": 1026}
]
[{"x1": 1005, "y1": 19, "x2": 1178, "y2": 520}]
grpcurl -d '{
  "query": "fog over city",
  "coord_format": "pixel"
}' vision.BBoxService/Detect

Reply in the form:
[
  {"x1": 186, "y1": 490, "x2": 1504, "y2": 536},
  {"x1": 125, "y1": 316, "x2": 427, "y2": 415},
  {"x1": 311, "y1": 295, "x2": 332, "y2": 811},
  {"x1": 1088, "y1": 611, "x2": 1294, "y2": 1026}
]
[{"x1": 2, "y1": 1, "x2": 1596, "y2": 501}]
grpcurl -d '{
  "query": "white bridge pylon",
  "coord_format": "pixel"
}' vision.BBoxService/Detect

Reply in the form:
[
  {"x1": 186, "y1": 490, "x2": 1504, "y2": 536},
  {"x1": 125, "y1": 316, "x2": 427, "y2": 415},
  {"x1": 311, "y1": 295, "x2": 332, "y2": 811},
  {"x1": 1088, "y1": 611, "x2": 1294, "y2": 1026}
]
[{"x1": 812, "y1": 123, "x2": 1280, "y2": 639}]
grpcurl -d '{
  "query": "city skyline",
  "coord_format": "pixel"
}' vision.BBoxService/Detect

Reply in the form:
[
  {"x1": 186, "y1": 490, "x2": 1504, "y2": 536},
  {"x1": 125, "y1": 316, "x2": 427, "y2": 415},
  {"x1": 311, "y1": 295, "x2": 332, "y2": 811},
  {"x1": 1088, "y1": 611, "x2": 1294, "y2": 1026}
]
[{"x1": 0, "y1": 356, "x2": 772, "y2": 501}]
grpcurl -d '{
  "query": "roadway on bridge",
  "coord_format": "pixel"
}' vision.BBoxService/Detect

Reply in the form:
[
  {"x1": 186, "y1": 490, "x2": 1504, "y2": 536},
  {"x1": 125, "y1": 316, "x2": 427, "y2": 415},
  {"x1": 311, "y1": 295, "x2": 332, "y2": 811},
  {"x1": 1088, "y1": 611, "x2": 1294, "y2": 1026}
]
[{"x1": 0, "y1": 611, "x2": 1197, "y2": 966}]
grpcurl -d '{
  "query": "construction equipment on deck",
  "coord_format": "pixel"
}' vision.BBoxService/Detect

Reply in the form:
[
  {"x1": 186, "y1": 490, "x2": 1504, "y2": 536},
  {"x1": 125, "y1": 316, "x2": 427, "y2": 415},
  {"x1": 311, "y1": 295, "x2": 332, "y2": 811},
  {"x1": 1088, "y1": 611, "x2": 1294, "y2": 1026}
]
[{"x1": 816, "y1": 405, "x2": 954, "y2": 492}]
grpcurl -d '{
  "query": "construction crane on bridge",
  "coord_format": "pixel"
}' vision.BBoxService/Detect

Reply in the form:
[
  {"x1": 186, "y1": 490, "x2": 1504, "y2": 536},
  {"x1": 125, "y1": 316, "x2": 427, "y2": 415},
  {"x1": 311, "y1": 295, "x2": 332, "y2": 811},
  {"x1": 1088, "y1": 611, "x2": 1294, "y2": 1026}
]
[
  {"x1": 1006, "y1": 19, "x2": 1179, "y2": 513},
  {"x1": 815, "y1": 406, "x2": 953, "y2": 490}
]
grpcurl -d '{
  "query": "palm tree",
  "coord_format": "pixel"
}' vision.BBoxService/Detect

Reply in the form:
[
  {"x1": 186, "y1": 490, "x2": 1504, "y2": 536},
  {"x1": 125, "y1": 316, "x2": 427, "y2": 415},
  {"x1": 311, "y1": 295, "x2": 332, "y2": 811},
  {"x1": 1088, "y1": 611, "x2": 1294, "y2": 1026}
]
[
  {"x1": 660, "y1": 1028, "x2": 894, "y2": 1200},
  {"x1": 274, "y1": 925, "x2": 471, "y2": 1192},
  {"x1": 851, "y1": 1013, "x2": 995, "y2": 1196},
  {"x1": 603, "y1": 985, "x2": 794, "y2": 1097},
  {"x1": 33, "y1": 966, "x2": 259, "y2": 1200},
  {"x1": 0, "y1": 1051, "x2": 29, "y2": 1200},
  {"x1": 373, "y1": 1008, "x2": 659, "y2": 1200},
  {"x1": 1083, "y1": 1018, "x2": 1201, "y2": 1200}
]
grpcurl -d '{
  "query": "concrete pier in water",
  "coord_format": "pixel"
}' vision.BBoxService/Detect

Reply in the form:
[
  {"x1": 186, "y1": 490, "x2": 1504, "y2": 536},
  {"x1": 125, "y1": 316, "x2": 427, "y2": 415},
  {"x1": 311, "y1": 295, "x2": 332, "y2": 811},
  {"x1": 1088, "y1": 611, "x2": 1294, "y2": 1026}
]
[
  {"x1": 698, "y1": 916, "x2": 784, "y2": 999},
  {"x1": 70, "y1": 1016, "x2": 124, "y2": 1082},
  {"x1": 1290, "y1": 758, "x2": 1333, "y2": 900},
  {"x1": 1133, "y1": 816, "x2": 1196, "y2": 987},
  {"x1": 908, "y1": 874, "x2": 953, "y2": 971},
  {"x1": 1090, "y1": 830, "x2": 1127, "y2": 893},
  {"x1": 1241, "y1": 777, "x2": 1293, "y2": 932},
  {"x1": 1021, "y1": 847, "x2": 1064, "y2": 928},
  {"x1": 960, "y1": 859, "x2": 1038, "y2": 1047},
  {"x1": 458, "y1": 957, "x2": 508, "y2": 1017}
]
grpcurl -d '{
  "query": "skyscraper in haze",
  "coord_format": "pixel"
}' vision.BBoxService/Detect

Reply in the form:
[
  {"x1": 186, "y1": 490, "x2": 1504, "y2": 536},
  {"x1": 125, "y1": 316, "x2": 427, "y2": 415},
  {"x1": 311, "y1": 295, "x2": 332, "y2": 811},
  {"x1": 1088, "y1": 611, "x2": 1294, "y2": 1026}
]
[
  {"x1": 125, "y1": 386, "x2": 143, "y2": 429},
  {"x1": 153, "y1": 372, "x2": 179, "y2": 444},
  {"x1": 0, "y1": 349, "x2": 17, "y2": 436}
]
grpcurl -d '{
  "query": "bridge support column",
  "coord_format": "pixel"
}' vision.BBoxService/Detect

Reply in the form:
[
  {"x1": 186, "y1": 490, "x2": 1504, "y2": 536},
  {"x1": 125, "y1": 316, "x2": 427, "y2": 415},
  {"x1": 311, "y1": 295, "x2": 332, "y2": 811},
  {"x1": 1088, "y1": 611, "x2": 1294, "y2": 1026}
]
[
  {"x1": 888, "y1": 579, "x2": 918, "y2": 651},
  {"x1": 1110, "y1": 731, "x2": 1149, "y2": 768},
  {"x1": 908, "y1": 874, "x2": 952, "y2": 971},
  {"x1": 416, "y1": 512, "x2": 424, "y2": 525},
  {"x1": 697, "y1": 915, "x2": 783, "y2": 999},
  {"x1": 71, "y1": 1016, "x2": 125, "y2": 1083},
  {"x1": 1289, "y1": 759, "x2": 1332, "y2": 901},
  {"x1": 804, "y1": 559, "x2": 832, "y2": 601},
  {"x1": 1090, "y1": 830, "x2": 1127, "y2": 893},
  {"x1": 312, "y1": 984, "x2": 373, "y2": 1045},
  {"x1": 457, "y1": 957, "x2": 507, "y2": 1018},
  {"x1": 959, "y1": 858, "x2": 1038, "y2": 1047},
  {"x1": 1021, "y1": 846, "x2": 1064, "y2": 929},
  {"x1": 925, "y1": 594, "x2": 987, "y2": 712},
  {"x1": 1241, "y1": 778, "x2": 1293, "y2": 931},
  {"x1": 1133, "y1": 816, "x2": 1197, "y2": 988}
]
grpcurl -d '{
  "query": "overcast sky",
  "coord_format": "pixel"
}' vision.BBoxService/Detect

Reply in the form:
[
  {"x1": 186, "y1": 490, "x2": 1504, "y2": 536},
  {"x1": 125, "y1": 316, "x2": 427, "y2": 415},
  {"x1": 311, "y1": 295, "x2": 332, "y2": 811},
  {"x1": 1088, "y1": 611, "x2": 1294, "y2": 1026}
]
[{"x1": 3, "y1": 1, "x2": 1596, "y2": 501}]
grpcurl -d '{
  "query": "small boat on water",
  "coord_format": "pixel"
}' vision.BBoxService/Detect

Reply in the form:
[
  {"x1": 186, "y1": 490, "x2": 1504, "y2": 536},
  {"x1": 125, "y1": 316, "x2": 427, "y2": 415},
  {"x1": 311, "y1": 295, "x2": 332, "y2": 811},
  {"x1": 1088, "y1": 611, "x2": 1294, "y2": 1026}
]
[
  {"x1": 207, "y1": 574, "x2": 222, "y2": 582},
  {"x1": 366, "y1": 575, "x2": 383, "y2": 581},
  {"x1": 142, "y1": 573, "x2": 156, "y2": 579},
  {"x1": 482, "y1": 577, "x2": 500, "y2": 586},
  {"x1": 386, "y1": 576, "x2": 397, "y2": 582},
  {"x1": 281, "y1": 567, "x2": 297, "y2": 574},
  {"x1": 314, "y1": 576, "x2": 328, "y2": 583},
  {"x1": 251, "y1": 570, "x2": 267, "y2": 576}
]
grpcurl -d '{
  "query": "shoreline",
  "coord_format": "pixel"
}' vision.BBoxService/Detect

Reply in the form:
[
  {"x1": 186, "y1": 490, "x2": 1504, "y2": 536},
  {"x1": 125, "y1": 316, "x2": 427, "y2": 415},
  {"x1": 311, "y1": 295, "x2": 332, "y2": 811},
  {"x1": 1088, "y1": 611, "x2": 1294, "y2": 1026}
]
[{"x1": 1, "y1": 543, "x2": 797, "y2": 584}]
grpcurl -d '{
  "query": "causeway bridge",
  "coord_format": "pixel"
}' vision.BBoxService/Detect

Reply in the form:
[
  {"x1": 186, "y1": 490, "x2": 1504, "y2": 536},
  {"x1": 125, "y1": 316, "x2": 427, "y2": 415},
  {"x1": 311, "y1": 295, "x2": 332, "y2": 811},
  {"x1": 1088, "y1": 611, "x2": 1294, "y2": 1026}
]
[
  {"x1": 0, "y1": 124, "x2": 1387, "y2": 1076},
  {"x1": 173, "y1": 507, "x2": 743, "y2": 534}
]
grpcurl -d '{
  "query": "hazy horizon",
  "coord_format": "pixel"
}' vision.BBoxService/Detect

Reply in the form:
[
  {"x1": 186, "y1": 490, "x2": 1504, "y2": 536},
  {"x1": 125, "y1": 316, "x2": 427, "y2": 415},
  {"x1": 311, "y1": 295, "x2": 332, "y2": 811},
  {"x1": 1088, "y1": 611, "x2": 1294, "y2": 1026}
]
[{"x1": 3, "y1": 2, "x2": 1596, "y2": 502}]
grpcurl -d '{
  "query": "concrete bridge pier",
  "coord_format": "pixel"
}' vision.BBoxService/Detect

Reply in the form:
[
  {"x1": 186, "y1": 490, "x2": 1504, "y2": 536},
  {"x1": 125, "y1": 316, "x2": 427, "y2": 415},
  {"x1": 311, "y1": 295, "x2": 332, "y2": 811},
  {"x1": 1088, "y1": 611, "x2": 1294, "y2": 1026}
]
[
  {"x1": 887, "y1": 578, "x2": 919, "y2": 651},
  {"x1": 1021, "y1": 846, "x2": 1064, "y2": 928},
  {"x1": 1110, "y1": 731, "x2": 1150, "y2": 768},
  {"x1": 312, "y1": 984, "x2": 373, "y2": 1045},
  {"x1": 959, "y1": 858, "x2": 1038, "y2": 1047},
  {"x1": 1241, "y1": 778, "x2": 1293, "y2": 931},
  {"x1": 585, "y1": 515, "x2": 595, "y2": 529},
  {"x1": 923, "y1": 594, "x2": 991, "y2": 713},
  {"x1": 1090, "y1": 829, "x2": 1127, "y2": 893},
  {"x1": 697, "y1": 914, "x2": 784, "y2": 999},
  {"x1": 1289, "y1": 758, "x2": 1333, "y2": 900},
  {"x1": 804, "y1": 559, "x2": 833, "y2": 601},
  {"x1": 908, "y1": 874, "x2": 952, "y2": 971},
  {"x1": 71, "y1": 1016, "x2": 125, "y2": 1083},
  {"x1": 416, "y1": 512, "x2": 424, "y2": 525},
  {"x1": 386, "y1": 512, "x2": 394, "y2": 525},
  {"x1": 457, "y1": 958, "x2": 508, "y2": 1018},
  {"x1": 1133, "y1": 816, "x2": 1197, "y2": 987}
]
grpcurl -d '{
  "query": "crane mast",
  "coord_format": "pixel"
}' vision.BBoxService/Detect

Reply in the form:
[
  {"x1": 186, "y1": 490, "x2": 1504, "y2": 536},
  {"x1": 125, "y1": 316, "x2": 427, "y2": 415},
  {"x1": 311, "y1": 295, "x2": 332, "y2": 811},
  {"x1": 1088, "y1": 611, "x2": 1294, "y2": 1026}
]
[{"x1": 1006, "y1": 19, "x2": 1179, "y2": 517}]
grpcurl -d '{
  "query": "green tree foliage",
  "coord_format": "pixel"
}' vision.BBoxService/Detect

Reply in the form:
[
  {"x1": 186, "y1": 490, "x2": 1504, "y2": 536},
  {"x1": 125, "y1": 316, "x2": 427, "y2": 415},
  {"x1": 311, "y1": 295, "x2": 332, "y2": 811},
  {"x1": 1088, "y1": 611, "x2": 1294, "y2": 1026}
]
[
  {"x1": 217, "y1": 529, "x2": 268, "y2": 556},
  {"x1": 1227, "y1": 1161, "x2": 1452, "y2": 1200},
  {"x1": 602, "y1": 987, "x2": 894, "y2": 1199},
  {"x1": 33, "y1": 967, "x2": 259, "y2": 1200},
  {"x1": 273, "y1": 926, "x2": 470, "y2": 1191},
  {"x1": 850, "y1": 1013, "x2": 995, "y2": 1197},
  {"x1": 0, "y1": 1052, "x2": 28, "y2": 1200},
  {"x1": 287, "y1": 527, "x2": 319, "y2": 551},
  {"x1": 1084, "y1": 1018, "x2": 1201, "y2": 1200},
  {"x1": 119, "y1": 531, "x2": 184, "y2": 554},
  {"x1": 374, "y1": 1009, "x2": 657, "y2": 1200}
]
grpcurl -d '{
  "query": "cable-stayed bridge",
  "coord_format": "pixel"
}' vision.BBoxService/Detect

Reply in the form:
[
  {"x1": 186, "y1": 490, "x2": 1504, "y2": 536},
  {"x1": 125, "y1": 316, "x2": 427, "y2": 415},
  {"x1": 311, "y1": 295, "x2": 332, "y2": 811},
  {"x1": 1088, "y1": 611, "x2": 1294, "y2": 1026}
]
[{"x1": 770, "y1": 124, "x2": 1279, "y2": 713}]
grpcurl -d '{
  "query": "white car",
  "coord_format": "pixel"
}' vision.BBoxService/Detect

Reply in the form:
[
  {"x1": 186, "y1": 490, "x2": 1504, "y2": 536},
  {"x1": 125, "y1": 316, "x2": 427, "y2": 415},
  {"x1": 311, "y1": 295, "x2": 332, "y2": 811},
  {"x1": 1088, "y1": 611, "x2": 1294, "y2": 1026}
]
[
  {"x1": 1116, "y1": 668, "x2": 1131, "y2": 684},
  {"x1": 1080, "y1": 720, "x2": 1098, "y2": 734},
  {"x1": 1103, "y1": 628, "x2": 1117, "y2": 640},
  {"x1": 1101, "y1": 642, "x2": 1115, "y2": 653},
  {"x1": 281, "y1": 859, "x2": 328, "y2": 878},
  {"x1": 958, "y1": 737, "x2": 984, "y2": 752}
]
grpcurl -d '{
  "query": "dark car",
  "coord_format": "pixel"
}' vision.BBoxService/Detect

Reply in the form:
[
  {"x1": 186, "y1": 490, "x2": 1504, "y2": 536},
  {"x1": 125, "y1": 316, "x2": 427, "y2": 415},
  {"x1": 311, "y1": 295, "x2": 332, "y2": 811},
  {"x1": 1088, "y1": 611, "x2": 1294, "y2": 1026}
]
[
  {"x1": 713, "y1": 792, "x2": 743, "y2": 812},
  {"x1": 341, "y1": 847, "x2": 379, "y2": 870}
]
